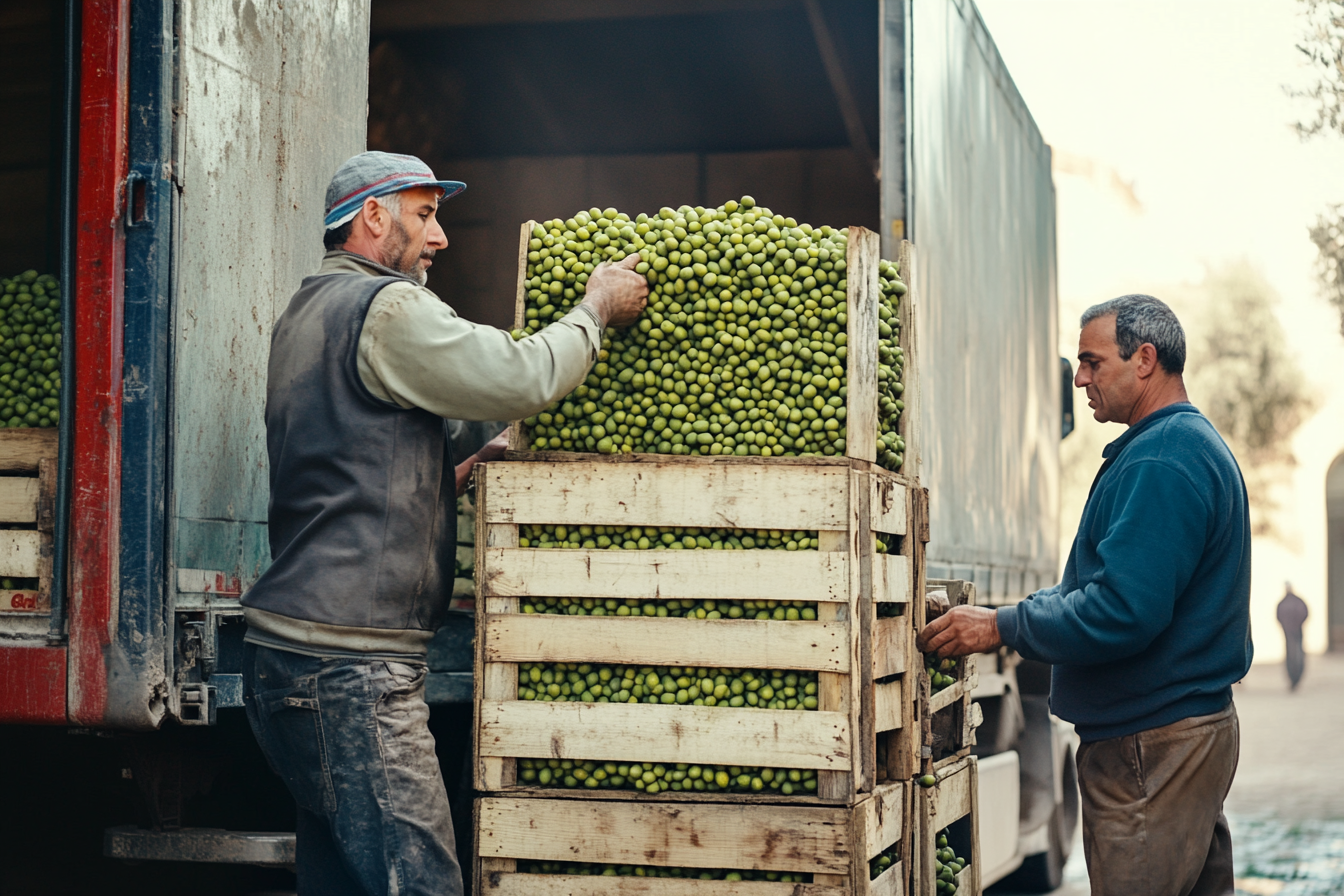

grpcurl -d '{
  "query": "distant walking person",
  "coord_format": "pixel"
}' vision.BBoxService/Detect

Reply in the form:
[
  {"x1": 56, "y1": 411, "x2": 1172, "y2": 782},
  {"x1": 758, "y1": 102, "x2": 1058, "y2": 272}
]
[{"x1": 1277, "y1": 583, "x2": 1309, "y2": 690}]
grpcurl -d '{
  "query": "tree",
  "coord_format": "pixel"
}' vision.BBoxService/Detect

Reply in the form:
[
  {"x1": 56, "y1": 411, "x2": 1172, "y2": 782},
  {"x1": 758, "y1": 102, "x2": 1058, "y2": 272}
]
[
  {"x1": 1308, "y1": 205, "x2": 1344, "y2": 335},
  {"x1": 1184, "y1": 263, "x2": 1317, "y2": 536},
  {"x1": 1292, "y1": 0, "x2": 1344, "y2": 334}
]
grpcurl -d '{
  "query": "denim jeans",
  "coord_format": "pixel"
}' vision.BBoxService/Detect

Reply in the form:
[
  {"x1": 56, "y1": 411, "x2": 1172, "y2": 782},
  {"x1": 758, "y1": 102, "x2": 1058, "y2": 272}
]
[{"x1": 242, "y1": 642, "x2": 463, "y2": 896}]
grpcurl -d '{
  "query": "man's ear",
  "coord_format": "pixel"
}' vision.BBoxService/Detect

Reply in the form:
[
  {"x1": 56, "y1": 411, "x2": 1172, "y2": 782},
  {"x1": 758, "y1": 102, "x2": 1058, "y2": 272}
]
[
  {"x1": 1134, "y1": 342, "x2": 1160, "y2": 379},
  {"x1": 360, "y1": 196, "x2": 387, "y2": 238}
]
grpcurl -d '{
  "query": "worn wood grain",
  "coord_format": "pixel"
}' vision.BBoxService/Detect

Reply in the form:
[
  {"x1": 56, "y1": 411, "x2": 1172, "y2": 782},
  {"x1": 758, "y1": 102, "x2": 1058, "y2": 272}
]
[
  {"x1": 482, "y1": 547, "x2": 849, "y2": 602},
  {"x1": 477, "y1": 797, "x2": 854, "y2": 875},
  {"x1": 477, "y1": 517, "x2": 520, "y2": 791},
  {"x1": 874, "y1": 679, "x2": 903, "y2": 734},
  {"x1": 872, "y1": 554, "x2": 910, "y2": 606},
  {"x1": 869, "y1": 862, "x2": 905, "y2": 896},
  {"x1": 869, "y1": 473, "x2": 907, "y2": 536},
  {"x1": 844, "y1": 227, "x2": 879, "y2": 464},
  {"x1": 480, "y1": 461, "x2": 850, "y2": 530},
  {"x1": 0, "y1": 429, "x2": 57, "y2": 473},
  {"x1": 872, "y1": 616, "x2": 907, "y2": 679},
  {"x1": 37, "y1": 458, "x2": 55, "y2": 533},
  {"x1": 0, "y1": 530, "x2": 42, "y2": 578},
  {"x1": 0, "y1": 477, "x2": 39, "y2": 524},
  {"x1": 508, "y1": 221, "x2": 534, "y2": 453},
  {"x1": 913, "y1": 758, "x2": 979, "y2": 896},
  {"x1": 853, "y1": 469, "x2": 875, "y2": 794},
  {"x1": 485, "y1": 613, "x2": 852, "y2": 672},
  {"x1": 477, "y1": 700, "x2": 852, "y2": 771},
  {"x1": 896, "y1": 241, "x2": 922, "y2": 481},
  {"x1": 480, "y1": 874, "x2": 848, "y2": 896}
]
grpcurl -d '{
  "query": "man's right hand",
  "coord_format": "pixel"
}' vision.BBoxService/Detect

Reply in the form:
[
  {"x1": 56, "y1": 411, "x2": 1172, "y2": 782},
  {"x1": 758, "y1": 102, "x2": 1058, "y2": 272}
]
[{"x1": 582, "y1": 253, "x2": 649, "y2": 328}]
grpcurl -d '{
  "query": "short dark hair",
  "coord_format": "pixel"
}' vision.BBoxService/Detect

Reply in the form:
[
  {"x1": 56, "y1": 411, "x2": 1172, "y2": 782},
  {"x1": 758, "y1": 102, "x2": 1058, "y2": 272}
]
[
  {"x1": 323, "y1": 220, "x2": 353, "y2": 251},
  {"x1": 1080, "y1": 294, "x2": 1186, "y2": 375}
]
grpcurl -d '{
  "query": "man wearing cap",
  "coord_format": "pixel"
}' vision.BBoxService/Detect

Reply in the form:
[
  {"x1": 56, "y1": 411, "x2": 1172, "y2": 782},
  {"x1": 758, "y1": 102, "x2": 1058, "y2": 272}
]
[{"x1": 240, "y1": 152, "x2": 648, "y2": 896}]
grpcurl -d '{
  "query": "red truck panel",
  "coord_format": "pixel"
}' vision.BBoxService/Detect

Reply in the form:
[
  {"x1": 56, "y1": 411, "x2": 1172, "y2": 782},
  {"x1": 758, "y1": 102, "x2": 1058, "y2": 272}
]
[
  {"x1": 0, "y1": 646, "x2": 67, "y2": 723},
  {"x1": 67, "y1": 0, "x2": 129, "y2": 727}
]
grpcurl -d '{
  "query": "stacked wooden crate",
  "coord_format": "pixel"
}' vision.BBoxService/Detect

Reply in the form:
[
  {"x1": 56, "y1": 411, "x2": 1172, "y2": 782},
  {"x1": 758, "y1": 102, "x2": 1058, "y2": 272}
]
[
  {"x1": 0, "y1": 429, "x2": 57, "y2": 617},
  {"x1": 471, "y1": 230, "x2": 978, "y2": 895}
]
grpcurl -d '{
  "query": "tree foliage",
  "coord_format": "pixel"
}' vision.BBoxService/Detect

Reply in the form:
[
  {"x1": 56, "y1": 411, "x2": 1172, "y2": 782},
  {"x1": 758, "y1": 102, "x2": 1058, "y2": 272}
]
[
  {"x1": 1293, "y1": 1, "x2": 1344, "y2": 334},
  {"x1": 1292, "y1": 0, "x2": 1344, "y2": 139},
  {"x1": 1185, "y1": 263, "x2": 1316, "y2": 535},
  {"x1": 1308, "y1": 204, "x2": 1344, "y2": 336}
]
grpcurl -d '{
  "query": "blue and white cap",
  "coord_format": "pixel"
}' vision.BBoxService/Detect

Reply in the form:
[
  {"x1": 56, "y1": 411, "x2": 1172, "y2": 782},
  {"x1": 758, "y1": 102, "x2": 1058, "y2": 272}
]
[{"x1": 324, "y1": 151, "x2": 466, "y2": 230}]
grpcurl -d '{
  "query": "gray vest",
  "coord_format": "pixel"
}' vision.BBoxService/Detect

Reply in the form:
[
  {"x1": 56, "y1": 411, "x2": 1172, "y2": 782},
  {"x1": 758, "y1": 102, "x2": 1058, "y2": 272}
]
[{"x1": 242, "y1": 267, "x2": 455, "y2": 657}]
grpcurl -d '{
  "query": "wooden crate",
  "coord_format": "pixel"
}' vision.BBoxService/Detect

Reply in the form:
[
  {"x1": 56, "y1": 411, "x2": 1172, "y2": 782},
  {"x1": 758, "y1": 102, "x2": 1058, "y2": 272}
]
[
  {"x1": 473, "y1": 457, "x2": 926, "y2": 805},
  {"x1": 910, "y1": 757, "x2": 979, "y2": 896},
  {"x1": 475, "y1": 781, "x2": 909, "y2": 896},
  {"x1": 508, "y1": 220, "x2": 921, "y2": 475},
  {"x1": 0, "y1": 429, "x2": 57, "y2": 614},
  {"x1": 917, "y1": 581, "x2": 983, "y2": 774}
]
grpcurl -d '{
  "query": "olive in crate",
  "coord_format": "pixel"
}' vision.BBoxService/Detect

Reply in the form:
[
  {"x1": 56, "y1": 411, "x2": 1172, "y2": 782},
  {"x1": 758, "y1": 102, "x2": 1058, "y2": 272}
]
[
  {"x1": 516, "y1": 200, "x2": 861, "y2": 460},
  {"x1": 0, "y1": 271, "x2": 63, "y2": 429}
]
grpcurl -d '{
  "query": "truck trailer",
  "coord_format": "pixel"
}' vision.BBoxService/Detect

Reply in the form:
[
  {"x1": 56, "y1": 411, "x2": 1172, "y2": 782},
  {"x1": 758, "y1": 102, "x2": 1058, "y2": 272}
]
[{"x1": 0, "y1": 1, "x2": 1075, "y2": 892}]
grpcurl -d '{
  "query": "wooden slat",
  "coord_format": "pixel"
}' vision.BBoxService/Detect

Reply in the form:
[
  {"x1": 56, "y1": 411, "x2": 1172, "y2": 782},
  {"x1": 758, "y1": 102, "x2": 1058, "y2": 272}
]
[
  {"x1": 815, "y1": 529, "x2": 851, "y2": 801},
  {"x1": 869, "y1": 861, "x2": 905, "y2": 896},
  {"x1": 486, "y1": 613, "x2": 852, "y2": 672},
  {"x1": 873, "y1": 553, "x2": 910, "y2": 605},
  {"x1": 896, "y1": 241, "x2": 922, "y2": 481},
  {"x1": 482, "y1": 874, "x2": 847, "y2": 896},
  {"x1": 0, "y1": 530, "x2": 42, "y2": 578},
  {"x1": 872, "y1": 616, "x2": 907, "y2": 679},
  {"x1": 508, "y1": 221, "x2": 534, "y2": 453},
  {"x1": 480, "y1": 461, "x2": 850, "y2": 530},
  {"x1": 37, "y1": 458, "x2": 56, "y2": 533},
  {"x1": 869, "y1": 474, "x2": 907, "y2": 536},
  {"x1": 477, "y1": 797, "x2": 853, "y2": 875},
  {"x1": 874, "y1": 679, "x2": 903, "y2": 733},
  {"x1": 477, "y1": 510, "x2": 520, "y2": 791},
  {"x1": 860, "y1": 779, "x2": 905, "y2": 855},
  {"x1": 477, "y1": 700, "x2": 851, "y2": 771},
  {"x1": 852, "y1": 469, "x2": 876, "y2": 794},
  {"x1": 927, "y1": 758, "x2": 974, "y2": 828},
  {"x1": 844, "y1": 226, "x2": 879, "y2": 465},
  {"x1": 928, "y1": 680, "x2": 964, "y2": 715},
  {"x1": 482, "y1": 548, "x2": 849, "y2": 602},
  {"x1": 0, "y1": 477, "x2": 38, "y2": 524},
  {"x1": 0, "y1": 429, "x2": 58, "y2": 473}
]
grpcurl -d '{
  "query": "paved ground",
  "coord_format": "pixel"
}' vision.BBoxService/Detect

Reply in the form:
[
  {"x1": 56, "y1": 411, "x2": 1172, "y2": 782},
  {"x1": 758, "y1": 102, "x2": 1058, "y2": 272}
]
[{"x1": 998, "y1": 654, "x2": 1344, "y2": 896}]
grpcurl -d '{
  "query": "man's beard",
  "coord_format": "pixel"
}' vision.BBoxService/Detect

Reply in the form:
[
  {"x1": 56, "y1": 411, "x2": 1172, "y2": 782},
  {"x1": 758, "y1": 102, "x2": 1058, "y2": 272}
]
[{"x1": 381, "y1": 217, "x2": 433, "y2": 286}]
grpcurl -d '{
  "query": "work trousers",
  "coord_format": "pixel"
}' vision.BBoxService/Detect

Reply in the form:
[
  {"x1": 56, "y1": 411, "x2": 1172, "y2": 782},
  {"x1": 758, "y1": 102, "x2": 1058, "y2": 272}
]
[
  {"x1": 1077, "y1": 703, "x2": 1239, "y2": 896},
  {"x1": 242, "y1": 642, "x2": 463, "y2": 896}
]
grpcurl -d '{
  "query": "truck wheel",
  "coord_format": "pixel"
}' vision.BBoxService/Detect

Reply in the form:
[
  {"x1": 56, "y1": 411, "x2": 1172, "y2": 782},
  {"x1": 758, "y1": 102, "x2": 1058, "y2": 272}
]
[{"x1": 994, "y1": 746, "x2": 1079, "y2": 892}]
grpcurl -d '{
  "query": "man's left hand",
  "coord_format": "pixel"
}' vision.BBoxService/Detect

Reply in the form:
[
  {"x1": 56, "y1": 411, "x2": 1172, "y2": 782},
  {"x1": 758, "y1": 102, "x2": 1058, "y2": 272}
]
[
  {"x1": 477, "y1": 430, "x2": 509, "y2": 463},
  {"x1": 917, "y1": 606, "x2": 1003, "y2": 659}
]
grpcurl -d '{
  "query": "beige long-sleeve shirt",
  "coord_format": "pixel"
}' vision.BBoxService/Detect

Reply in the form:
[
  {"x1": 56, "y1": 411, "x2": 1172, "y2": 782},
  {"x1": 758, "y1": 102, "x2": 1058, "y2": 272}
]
[{"x1": 315, "y1": 252, "x2": 601, "y2": 422}]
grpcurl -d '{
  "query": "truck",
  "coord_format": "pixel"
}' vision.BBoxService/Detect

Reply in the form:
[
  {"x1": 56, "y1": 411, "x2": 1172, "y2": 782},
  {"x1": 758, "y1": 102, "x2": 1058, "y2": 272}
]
[{"x1": 0, "y1": 1, "x2": 1075, "y2": 892}]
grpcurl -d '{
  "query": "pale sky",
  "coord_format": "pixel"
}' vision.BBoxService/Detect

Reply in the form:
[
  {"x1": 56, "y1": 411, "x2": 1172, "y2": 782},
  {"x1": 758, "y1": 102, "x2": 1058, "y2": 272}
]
[{"x1": 976, "y1": 0, "x2": 1344, "y2": 659}]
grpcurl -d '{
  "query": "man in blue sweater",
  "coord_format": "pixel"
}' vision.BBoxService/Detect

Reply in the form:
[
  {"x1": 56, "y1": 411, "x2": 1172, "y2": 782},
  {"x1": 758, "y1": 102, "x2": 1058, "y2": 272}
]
[{"x1": 919, "y1": 294, "x2": 1251, "y2": 896}]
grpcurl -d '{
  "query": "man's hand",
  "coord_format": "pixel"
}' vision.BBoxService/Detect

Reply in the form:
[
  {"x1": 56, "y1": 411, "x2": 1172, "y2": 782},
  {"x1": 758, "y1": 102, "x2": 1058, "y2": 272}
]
[
  {"x1": 582, "y1": 253, "x2": 649, "y2": 328},
  {"x1": 917, "y1": 606, "x2": 1002, "y2": 659},
  {"x1": 476, "y1": 430, "x2": 509, "y2": 463},
  {"x1": 455, "y1": 429, "x2": 511, "y2": 497}
]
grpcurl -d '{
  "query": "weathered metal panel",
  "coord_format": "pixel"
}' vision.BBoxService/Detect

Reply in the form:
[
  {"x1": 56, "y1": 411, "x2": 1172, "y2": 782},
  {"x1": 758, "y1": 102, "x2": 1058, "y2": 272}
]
[
  {"x1": 0, "y1": 644, "x2": 67, "y2": 723},
  {"x1": 902, "y1": 0, "x2": 1059, "y2": 598},
  {"x1": 68, "y1": 0, "x2": 131, "y2": 728},
  {"x1": 171, "y1": 1, "x2": 369, "y2": 590}
]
